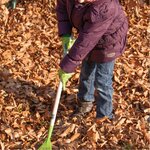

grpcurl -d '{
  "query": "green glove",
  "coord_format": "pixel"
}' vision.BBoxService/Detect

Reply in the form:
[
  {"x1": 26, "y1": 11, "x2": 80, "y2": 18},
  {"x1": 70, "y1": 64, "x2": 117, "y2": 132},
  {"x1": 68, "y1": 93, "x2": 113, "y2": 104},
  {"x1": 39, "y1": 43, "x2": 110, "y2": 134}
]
[
  {"x1": 61, "y1": 34, "x2": 76, "y2": 55},
  {"x1": 58, "y1": 69, "x2": 73, "y2": 91}
]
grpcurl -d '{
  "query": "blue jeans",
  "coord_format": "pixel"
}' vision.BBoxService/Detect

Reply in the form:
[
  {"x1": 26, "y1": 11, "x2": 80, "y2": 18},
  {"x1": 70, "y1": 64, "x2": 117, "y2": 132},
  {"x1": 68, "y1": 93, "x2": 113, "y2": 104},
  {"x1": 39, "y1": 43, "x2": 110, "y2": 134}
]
[{"x1": 77, "y1": 59, "x2": 115, "y2": 119}]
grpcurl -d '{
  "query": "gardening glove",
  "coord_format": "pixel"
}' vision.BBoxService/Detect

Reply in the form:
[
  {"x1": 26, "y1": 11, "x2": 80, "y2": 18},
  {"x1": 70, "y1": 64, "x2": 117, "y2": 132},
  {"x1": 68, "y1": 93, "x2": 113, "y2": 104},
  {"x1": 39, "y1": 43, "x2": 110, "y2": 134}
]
[
  {"x1": 61, "y1": 34, "x2": 76, "y2": 55},
  {"x1": 58, "y1": 69, "x2": 73, "y2": 91}
]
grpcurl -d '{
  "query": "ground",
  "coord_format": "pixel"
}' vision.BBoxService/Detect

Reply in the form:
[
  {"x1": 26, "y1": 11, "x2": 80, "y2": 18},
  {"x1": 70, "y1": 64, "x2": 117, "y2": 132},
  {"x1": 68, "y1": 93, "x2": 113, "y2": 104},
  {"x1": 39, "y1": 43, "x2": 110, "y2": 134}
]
[{"x1": 0, "y1": 0, "x2": 149, "y2": 149}]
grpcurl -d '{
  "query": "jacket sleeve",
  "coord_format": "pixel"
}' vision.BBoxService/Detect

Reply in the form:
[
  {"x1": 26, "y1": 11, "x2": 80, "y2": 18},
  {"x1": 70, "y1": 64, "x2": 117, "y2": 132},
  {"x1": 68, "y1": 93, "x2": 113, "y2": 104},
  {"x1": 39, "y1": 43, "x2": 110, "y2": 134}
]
[
  {"x1": 56, "y1": 0, "x2": 72, "y2": 36},
  {"x1": 60, "y1": 1, "x2": 116, "y2": 73}
]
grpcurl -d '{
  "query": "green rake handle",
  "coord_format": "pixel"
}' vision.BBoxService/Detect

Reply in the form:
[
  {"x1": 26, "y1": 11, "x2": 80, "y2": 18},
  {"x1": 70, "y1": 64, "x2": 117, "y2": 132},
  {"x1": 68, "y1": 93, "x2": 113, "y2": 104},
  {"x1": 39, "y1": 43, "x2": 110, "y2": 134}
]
[
  {"x1": 47, "y1": 81, "x2": 62, "y2": 140},
  {"x1": 38, "y1": 81, "x2": 62, "y2": 150},
  {"x1": 48, "y1": 46, "x2": 69, "y2": 138},
  {"x1": 38, "y1": 48, "x2": 68, "y2": 150}
]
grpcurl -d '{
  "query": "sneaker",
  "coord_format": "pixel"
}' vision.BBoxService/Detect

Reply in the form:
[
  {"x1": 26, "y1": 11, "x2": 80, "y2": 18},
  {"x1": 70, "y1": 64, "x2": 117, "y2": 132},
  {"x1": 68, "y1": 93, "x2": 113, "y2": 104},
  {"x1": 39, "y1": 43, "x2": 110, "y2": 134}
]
[{"x1": 73, "y1": 101, "x2": 93, "y2": 116}]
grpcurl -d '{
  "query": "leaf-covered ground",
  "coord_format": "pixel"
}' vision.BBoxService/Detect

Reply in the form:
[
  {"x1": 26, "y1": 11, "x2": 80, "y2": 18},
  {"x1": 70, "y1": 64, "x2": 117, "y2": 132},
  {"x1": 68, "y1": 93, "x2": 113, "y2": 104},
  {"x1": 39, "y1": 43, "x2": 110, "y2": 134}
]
[{"x1": 0, "y1": 0, "x2": 149, "y2": 149}]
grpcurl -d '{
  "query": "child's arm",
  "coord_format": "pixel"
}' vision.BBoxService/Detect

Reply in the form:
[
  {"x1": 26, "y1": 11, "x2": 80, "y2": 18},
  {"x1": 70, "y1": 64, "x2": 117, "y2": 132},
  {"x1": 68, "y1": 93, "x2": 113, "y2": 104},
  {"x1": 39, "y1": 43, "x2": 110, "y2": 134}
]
[
  {"x1": 56, "y1": 0, "x2": 73, "y2": 36},
  {"x1": 60, "y1": 1, "x2": 116, "y2": 73}
]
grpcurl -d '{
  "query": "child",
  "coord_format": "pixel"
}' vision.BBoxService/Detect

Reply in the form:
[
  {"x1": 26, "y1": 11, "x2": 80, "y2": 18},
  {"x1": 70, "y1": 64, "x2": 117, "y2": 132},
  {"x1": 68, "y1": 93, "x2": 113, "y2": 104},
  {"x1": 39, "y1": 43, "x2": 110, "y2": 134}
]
[{"x1": 56, "y1": 0, "x2": 128, "y2": 121}]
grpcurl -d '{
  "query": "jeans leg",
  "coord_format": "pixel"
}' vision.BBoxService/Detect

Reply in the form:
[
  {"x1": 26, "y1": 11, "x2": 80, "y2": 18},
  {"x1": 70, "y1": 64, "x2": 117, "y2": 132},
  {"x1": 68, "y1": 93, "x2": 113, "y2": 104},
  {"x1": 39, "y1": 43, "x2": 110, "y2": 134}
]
[
  {"x1": 77, "y1": 59, "x2": 96, "y2": 102},
  {"x1": 94, "y1": 61, "x2": 115, "y2": 119}
]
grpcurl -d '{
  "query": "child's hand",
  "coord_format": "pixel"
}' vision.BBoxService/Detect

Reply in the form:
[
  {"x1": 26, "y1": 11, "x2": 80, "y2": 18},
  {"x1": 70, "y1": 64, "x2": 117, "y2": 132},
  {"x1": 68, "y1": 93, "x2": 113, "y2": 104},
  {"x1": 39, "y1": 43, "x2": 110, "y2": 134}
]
[
  {"x1": 61, "y1": 35, "x2": 76, "y2": 55},
  {"x1": 58, "y1": 69, "x2": 74, "y2": 91}
]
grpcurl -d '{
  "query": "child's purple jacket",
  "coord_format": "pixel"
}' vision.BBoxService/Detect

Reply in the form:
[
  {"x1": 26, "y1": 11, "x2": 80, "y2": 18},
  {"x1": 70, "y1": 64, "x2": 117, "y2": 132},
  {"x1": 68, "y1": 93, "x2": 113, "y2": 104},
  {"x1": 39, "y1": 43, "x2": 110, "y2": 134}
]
[{"x1": 56, "y1": 0, "x2": 128, "y2": 73}]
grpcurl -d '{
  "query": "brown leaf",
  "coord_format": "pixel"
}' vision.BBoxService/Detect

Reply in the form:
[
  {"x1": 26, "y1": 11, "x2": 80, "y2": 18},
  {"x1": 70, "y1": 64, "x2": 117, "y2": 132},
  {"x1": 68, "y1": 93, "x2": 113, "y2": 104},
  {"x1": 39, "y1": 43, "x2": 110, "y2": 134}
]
[
  {"x1": 144, "y1": 108, "x2": 150, "y2": 113},
  {"x1": 65, "y1": 133, "x2": 80, "y2": 143},
  {"x1": 87, "y1": 124, "x2": 100, "y2": 145},
  {"x1": 4, "y1": 128, "x2": 12, "y2": 135},
  {"x1": 60, "y1": 124, "x2": 76, "y2": 138},
  {"x1": 142, "y1": 130, "x2": 150, "y2": 143},
  {"x1": 116, "y1": 118, "x2": 126, "y2": 127},
  {"x1": 0, "y1": 140, "x2": 5, "y2": 150}
]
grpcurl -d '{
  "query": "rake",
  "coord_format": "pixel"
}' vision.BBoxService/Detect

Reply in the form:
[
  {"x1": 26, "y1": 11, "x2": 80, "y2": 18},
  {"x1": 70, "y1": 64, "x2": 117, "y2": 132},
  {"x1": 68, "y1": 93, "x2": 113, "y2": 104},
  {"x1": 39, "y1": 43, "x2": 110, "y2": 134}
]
[
  {"x1": 38, "y1": 25, "x2": 75, "y2": 149},
  {"x1": 38, "y1": 81, "x2": 63, "y2": 150}
]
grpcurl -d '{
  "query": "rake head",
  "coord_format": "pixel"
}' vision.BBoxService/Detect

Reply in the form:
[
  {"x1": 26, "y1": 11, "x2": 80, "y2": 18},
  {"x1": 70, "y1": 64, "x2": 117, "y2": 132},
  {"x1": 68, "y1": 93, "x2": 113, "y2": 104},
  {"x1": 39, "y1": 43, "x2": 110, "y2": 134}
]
[{"x1": 38, "y1": 138, "x2": 52, "y2": 150}]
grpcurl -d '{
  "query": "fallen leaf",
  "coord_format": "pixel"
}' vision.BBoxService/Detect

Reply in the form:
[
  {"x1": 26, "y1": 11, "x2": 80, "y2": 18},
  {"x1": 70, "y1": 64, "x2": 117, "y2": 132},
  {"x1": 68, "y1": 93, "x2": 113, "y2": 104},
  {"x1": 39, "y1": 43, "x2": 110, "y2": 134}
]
[
  {"x1": 65, "y1": 133, "x2": 80, "y2": 143},
  {"x1": 60, "y1": 124, "x2": 76, "y2": 137}
]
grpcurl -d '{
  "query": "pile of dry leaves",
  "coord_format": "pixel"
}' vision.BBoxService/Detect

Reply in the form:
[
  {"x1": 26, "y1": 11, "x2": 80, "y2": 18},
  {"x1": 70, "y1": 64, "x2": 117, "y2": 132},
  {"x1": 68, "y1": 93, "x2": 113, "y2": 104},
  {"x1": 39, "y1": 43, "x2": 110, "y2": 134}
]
[{"x1": 0, "y1": 0, "x2": 149, "y2": 149}]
